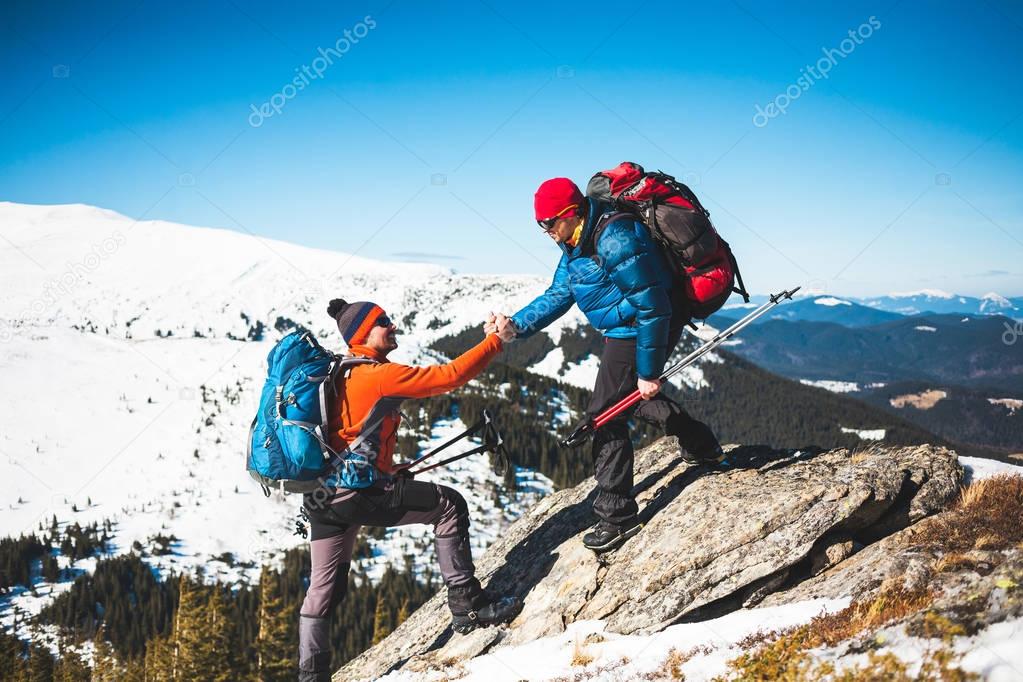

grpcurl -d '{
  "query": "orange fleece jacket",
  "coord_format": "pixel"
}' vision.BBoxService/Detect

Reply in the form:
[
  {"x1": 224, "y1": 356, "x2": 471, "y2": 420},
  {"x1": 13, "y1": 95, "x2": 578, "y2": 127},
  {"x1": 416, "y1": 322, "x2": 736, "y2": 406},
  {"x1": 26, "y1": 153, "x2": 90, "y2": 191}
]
[{"x1": 329, "y1": 333, "x2": 503, "y2": 476}]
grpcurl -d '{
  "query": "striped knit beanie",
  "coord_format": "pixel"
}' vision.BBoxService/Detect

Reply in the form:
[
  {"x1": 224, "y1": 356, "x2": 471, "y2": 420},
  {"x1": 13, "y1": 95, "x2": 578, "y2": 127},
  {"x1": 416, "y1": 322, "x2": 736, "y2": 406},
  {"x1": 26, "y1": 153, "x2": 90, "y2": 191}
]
[{"x1": 327, "y1": 298, "x2": 386, "y2": 346}]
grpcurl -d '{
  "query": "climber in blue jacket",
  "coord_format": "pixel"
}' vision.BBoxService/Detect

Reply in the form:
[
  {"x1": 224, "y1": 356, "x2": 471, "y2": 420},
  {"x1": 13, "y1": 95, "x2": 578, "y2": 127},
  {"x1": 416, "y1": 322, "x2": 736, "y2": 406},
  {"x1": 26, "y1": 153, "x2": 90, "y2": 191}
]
[{"x1": 508, "y1": 177, "x2": 723, "y2": 553}]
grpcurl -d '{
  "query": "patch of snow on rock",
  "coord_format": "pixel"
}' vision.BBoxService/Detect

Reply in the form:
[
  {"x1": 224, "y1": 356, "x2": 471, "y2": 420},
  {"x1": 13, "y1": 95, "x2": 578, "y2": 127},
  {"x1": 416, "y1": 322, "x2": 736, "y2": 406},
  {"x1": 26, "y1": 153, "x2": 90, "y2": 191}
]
[
  {"x1": 960, "y1": 456, "x2": 1023, "y2": 486},
  {"x1": 988, "y1": 398, "x2": 1022, "y2": 415},
  {"x1": 800, "y1": 379, "x2": 860, "y2": 393},
  {"x1": 840, "y1": 426, "x2": 885, "y2": 441}
]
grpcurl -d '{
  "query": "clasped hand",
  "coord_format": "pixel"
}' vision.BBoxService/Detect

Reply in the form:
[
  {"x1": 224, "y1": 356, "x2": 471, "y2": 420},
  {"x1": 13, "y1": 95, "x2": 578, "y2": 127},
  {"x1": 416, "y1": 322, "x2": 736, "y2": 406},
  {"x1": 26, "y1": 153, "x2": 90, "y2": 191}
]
[{"x1": 484, "y1": 312, "x2": 517, "y2": 343}]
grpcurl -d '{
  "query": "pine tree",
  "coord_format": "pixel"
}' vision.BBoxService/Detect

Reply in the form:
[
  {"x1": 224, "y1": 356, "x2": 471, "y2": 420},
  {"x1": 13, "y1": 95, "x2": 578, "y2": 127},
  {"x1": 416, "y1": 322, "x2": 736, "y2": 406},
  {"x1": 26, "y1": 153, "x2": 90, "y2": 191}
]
[
  {"x1": 171, "y1": 575, "x2": 206, "y2": 681},
  {"x1": 0, "y1": 630, "x2": 26, "y2": 680},
  {"x1": 396, "y1": 598, "x2": 411, "y2": 628},
  {"x1": 255, "y1": 566, "x2": 293, "y2": 682},
  {"x1": 25, "y1": 642, "x2": 55, "y2": 682},
  {"x1": 370, "y1": 596, "x2": 391, "y2": 645},
  {"x1": 143, "y1": 633, "x2": 174, "y2": 682},
  {"x1": 201, "y1": 586, "x2": 236, "y2": 682},
  {"x1": 91, "y1": 630, "x2": 120, "y2": 681},
  {"x1": 52, "y1": 644, "x2": 89, "y2": 681}
]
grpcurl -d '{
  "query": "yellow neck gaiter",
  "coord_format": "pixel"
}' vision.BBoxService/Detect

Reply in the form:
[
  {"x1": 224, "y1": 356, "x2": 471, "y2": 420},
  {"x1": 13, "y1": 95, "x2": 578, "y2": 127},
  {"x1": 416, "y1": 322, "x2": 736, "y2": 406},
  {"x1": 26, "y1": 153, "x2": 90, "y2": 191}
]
[{"x1": 565, "y1": 222, "x2": 584, "y2": 248}]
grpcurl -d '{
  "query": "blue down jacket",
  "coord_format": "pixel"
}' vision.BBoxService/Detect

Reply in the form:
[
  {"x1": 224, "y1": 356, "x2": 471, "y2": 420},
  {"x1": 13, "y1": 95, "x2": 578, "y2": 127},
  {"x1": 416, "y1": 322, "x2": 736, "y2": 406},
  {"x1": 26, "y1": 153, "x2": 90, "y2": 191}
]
[{"x1": 510, "y1": 198, "x2": 675, "y2": 380}]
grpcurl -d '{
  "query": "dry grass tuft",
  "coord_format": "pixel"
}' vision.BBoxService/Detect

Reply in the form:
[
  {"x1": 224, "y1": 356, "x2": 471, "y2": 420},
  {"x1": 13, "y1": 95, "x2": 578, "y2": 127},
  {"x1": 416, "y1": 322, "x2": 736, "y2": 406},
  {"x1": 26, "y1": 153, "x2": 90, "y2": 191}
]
[
  {"x1": 811, "y1": 587, "x2": 933, "y2": 648},
  {"x1": 654, "y1": 645, "x2": 713, "y2": 680},
  {"x1": 736, "y1": 628, "x2": 780, "y2": 649},
  {"x1": 973, "y1": 534, "x2": 1005, "y2": 551},
  {"x1": 934, "y1": 553, "x2": 978, "y2": 573},
  {"x1": 914, "y1": 474, "x2": 1023, "y2": 554},
  {"x1": 550, "y1": 657, "x2": 629, "y2": 682},
  {"x1": 570, "y1": 639, "x2": 594, "y2": 667},
  {"x1": 722, "y1": 586, "x2": 933, "y2": 680},
  {"x1": 663, "y1": 647, "x2": 688, "y2": 680},
  {"x1": 825, "y1": 649, "x2": 978, "y2": 682}
]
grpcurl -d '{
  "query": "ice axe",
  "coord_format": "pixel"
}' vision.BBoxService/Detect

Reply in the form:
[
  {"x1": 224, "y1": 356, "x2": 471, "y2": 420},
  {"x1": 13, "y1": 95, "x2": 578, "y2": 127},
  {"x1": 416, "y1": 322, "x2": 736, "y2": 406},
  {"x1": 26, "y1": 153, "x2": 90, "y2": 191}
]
[{"x1": 560, "y1": 287, "x2": 801, "y2": 448}]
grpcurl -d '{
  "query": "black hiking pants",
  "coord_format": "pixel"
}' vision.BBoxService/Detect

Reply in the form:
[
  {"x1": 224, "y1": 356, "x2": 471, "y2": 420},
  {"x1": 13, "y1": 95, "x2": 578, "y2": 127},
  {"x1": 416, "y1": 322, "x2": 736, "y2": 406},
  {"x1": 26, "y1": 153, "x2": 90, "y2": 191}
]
[
  {"x1": 298, "y1": 478, "x2": 480, "y2": 682},
  {"x1": 588, "y1": 323, "x2": 720, "y2": 525}
]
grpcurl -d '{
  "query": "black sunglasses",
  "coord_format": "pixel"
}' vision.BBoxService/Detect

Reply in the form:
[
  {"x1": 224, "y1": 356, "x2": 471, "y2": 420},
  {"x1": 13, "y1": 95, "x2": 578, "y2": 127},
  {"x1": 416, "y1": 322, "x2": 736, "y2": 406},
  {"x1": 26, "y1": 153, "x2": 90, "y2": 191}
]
[
  {"x1": 537, "y1": 217, "x2": 559, "y2": 233},
  {"x1": 375, "y1": 315, "x2": 392, "y2": 328}
]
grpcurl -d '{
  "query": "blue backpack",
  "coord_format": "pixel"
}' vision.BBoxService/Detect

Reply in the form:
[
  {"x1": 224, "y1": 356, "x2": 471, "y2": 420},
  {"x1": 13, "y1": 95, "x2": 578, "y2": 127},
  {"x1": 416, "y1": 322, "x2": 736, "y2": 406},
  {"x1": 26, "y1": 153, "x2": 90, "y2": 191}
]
[{"x1": 246, "y1": 331, "x2": 375, "y2": 494}]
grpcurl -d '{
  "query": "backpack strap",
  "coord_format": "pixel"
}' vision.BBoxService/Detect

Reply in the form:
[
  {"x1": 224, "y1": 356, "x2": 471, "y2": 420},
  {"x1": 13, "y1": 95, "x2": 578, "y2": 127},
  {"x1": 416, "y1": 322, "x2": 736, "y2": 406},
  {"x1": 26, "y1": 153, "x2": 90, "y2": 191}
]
[
  {"x1": 719, "y1": 239, "x2": 751, "y2": 303},
  {"x1": 584, "y1": 210, "x2": 636, "y2": 258},
  {"x1": 314, "y1": 354, "x2": 379, "y2": 455}
]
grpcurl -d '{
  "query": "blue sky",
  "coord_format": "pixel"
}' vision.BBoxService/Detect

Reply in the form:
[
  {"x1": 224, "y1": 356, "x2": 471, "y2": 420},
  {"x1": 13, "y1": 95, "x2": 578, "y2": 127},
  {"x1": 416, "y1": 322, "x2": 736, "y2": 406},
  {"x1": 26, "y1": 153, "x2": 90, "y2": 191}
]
[{"x1": 1, "y1": 0, "x2": 1022, "y2": 297}]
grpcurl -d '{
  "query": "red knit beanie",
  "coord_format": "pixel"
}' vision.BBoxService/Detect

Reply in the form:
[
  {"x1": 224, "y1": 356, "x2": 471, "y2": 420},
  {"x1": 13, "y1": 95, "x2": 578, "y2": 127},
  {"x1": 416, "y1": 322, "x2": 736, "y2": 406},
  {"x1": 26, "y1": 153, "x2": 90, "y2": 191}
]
[{"x1": 534, "y1": 177, "x2": 583, "y2": 221}]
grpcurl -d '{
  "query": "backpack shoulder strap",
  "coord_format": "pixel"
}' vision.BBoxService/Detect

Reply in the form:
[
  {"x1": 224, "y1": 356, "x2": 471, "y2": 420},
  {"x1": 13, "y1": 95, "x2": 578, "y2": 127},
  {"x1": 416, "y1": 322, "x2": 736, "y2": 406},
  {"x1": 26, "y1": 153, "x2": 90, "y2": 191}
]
[
  {"x1": 338, "y1": 355, "x2": 378, "y2": 369},
  {"x1": 585, "y1": 210, "x2": 636, "y2": 257}
]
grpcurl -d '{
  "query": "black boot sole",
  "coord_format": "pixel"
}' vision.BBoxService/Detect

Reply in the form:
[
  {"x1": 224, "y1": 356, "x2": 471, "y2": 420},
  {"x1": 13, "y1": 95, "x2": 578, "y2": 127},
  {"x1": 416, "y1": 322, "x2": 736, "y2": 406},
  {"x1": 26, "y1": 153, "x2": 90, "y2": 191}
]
[
  {"x1": 583, "y1": 522, "x2": 643, "y2": 553},
  {"x1": 451, "y1": 600, "x2": 523, "y2": 634}
]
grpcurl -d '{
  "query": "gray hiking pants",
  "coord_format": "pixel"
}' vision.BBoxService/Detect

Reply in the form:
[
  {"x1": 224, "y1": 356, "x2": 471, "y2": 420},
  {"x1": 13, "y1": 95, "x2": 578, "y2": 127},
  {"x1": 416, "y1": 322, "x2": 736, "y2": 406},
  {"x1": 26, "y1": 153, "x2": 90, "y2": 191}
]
[{"x1": 298, "y1": 477, "x2": 478, "y2": 681}]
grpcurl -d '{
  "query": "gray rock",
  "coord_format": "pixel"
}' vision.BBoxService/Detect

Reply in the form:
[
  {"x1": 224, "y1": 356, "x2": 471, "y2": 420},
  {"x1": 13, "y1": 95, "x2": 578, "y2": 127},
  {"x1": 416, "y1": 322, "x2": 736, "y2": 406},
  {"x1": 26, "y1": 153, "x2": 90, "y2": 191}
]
[{"x1": 335, "y1": 441, "x2": 961, "y2": 681}]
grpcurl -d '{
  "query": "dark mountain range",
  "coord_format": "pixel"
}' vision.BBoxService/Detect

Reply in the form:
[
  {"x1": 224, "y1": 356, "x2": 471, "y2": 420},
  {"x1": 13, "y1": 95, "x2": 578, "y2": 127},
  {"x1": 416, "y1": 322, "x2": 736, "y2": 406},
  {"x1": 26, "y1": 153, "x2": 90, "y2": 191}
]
[{"x1": 712, "y1": 313, "x2": 1023, "y2": 393}]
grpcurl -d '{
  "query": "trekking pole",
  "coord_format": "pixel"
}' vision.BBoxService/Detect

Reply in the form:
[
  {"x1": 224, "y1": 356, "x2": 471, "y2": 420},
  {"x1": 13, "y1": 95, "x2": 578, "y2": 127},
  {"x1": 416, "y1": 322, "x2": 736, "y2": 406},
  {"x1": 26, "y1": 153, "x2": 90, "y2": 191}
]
[
  {"x1": 560, "y1": 286, "x2": 801, "y2": 448},
  {"x1": 409, "y1": 417, "x2": 507, "y2": 476},
  {"x1": 393, "y1": 409, "x2": 505, "y2": 476}
]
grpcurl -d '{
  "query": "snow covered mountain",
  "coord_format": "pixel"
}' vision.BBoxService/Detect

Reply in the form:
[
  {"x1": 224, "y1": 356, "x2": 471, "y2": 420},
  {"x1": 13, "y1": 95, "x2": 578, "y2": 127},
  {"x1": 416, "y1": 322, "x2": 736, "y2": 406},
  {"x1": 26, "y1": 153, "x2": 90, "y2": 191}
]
[{"x1": 860, "y1": 289, "x2": 1022, "y2": 318}]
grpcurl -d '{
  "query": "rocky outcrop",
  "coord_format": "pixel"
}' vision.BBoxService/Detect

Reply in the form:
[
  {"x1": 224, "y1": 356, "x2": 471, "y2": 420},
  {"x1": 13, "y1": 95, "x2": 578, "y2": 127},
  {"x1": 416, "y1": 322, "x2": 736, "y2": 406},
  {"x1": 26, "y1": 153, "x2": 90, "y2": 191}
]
[{"x1": 335, "y1": 440, "x2": 962, "y2": 681}]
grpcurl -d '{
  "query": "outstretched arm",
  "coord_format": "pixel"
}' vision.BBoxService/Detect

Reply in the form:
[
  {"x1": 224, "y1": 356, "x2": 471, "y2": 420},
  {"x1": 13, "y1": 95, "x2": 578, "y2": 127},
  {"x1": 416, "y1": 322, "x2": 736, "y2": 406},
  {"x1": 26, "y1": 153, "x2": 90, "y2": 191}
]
[
  {"x1": 510, "y1": 256, "x2": 574, "y2": 338},
  {"x1": 377, "y1": 334, "x2": 503, "y2": 399}
]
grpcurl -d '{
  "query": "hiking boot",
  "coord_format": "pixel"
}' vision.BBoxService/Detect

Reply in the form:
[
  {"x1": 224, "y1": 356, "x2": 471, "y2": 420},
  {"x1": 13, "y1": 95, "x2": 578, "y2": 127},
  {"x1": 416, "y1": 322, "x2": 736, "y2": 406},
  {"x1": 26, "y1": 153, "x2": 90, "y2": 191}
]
[
  {"x1": 450, "y1": 595, "x2": 523, "y2": 634},
  {"x1": 582, "y1": 519, "x2": 642, "y2": 553},
  {"x1": 681, "y1": 445, "x2": 730, "y2": 468}
]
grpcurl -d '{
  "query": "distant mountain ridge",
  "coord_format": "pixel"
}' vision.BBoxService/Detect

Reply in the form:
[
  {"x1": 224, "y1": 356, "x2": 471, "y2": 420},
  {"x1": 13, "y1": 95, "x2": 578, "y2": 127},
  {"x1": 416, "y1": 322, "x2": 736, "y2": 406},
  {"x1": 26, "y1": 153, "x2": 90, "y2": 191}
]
[{"x1": 720, "y1": 290, "x2": 1022, "y2": 324}]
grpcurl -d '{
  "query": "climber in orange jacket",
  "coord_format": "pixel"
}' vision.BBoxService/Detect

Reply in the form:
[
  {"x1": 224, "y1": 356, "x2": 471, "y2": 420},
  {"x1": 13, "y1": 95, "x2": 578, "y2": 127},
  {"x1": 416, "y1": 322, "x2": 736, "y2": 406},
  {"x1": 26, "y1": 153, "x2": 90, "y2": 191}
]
[{"x1": 298, "y1": 298, "x2": 521, "y2": 682}]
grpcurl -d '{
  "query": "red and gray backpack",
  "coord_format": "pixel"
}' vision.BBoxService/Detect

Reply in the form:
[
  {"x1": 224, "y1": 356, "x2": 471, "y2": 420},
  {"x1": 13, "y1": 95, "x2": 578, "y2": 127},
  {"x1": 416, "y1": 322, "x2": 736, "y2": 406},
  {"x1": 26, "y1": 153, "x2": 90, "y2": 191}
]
[{"x1": 586, "y1": 161, "x2": 750, "y2": 319}]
